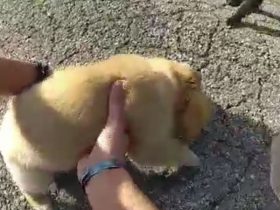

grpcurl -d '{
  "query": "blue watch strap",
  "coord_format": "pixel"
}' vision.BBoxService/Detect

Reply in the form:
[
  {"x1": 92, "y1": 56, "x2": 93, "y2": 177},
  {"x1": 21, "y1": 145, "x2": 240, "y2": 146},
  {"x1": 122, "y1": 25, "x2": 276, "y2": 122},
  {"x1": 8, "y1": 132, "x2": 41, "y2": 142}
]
[{"x1": 79, "y1": 159, "x2": 124, "y2": 190}]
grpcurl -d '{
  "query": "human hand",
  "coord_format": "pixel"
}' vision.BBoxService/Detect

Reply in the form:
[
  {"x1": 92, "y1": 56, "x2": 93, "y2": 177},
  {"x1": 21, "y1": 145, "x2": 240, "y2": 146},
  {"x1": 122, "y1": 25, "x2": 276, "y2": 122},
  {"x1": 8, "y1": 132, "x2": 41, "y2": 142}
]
[{"x1": 77, "y1": 80, "x2": 129, "y2": 178}]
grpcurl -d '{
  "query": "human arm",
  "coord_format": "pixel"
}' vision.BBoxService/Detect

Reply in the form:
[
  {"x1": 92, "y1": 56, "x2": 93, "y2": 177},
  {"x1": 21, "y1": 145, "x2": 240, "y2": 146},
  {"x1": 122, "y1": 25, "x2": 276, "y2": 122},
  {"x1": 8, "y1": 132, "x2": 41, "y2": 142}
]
[
  {"x1": 77, "y1": 81, "x2": 159, "y2": 210},
  {"x1": 82, "y1": 161, "x2": 158, "y2": 210},
  {"x1": 0, "y1": 57, "x2": 50, "y2": 95}
]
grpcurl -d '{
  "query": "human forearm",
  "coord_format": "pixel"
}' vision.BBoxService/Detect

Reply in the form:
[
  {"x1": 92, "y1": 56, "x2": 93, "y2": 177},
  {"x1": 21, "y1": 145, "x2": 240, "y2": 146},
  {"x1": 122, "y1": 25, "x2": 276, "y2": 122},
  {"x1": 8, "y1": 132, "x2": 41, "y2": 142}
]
[
  {"x1": 78, "y1": 80, "x2": 158, "y2": 210},
  {"x1": 0, "y1": 57, "x2": 38, "y2": 95},
  {"x1": 0, "y1": 57, "x2": 50, "y2": 95},
  {"x1": 85, "y1": 167, "x2": 159, "y2": 210}
]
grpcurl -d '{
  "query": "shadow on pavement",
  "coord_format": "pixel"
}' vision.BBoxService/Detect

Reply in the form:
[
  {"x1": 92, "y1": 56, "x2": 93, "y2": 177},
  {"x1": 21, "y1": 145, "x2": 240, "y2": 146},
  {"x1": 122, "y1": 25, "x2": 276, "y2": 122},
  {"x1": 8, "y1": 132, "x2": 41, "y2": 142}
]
[
  {"x1": 229, "y1": 9, "x2": 280, "y2": 37},
  {"x1": 237, "y1": 22, "x2": 280, "y2": 37},
  {"x1": 53, "y1": 103, "x2": 279, "y2": 209}
]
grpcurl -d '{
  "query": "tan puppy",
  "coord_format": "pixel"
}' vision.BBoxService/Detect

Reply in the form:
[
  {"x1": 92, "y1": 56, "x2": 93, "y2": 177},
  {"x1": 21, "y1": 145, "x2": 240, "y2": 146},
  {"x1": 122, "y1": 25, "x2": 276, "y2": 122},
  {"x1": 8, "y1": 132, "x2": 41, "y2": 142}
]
[{"x1": 0, "y1": 54, "x2": 212, "y2": 210}]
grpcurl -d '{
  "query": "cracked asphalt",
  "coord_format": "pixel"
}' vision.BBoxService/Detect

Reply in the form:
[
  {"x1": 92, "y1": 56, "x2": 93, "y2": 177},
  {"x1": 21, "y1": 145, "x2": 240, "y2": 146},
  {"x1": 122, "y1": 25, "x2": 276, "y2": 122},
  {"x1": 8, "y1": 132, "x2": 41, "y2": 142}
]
[{"x1": 0, "y1": 0, "x2": 280, "y2": 209}]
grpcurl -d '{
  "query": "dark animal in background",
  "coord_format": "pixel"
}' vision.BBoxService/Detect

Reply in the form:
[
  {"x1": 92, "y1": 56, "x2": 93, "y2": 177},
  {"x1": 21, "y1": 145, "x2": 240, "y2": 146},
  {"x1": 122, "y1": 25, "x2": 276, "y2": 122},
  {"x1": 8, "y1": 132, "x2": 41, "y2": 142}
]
[{"x1": 226, "y1": 0, "x2": 264, "y2": 25}]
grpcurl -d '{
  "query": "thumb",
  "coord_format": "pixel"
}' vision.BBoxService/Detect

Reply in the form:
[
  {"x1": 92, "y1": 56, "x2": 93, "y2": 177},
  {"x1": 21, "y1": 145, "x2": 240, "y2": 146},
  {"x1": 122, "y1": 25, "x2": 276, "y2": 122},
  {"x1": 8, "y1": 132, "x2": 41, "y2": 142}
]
[{"x1": 106, "y1": 80, "x2": 126, "y2": 130}]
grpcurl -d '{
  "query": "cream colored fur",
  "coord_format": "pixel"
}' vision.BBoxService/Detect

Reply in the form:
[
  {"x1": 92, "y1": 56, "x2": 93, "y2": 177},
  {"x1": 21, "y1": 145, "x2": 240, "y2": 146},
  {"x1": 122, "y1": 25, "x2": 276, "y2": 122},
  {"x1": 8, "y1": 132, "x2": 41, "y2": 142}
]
[{"x1": 0, "y1": 54, "x2": 212, "y2": 210}]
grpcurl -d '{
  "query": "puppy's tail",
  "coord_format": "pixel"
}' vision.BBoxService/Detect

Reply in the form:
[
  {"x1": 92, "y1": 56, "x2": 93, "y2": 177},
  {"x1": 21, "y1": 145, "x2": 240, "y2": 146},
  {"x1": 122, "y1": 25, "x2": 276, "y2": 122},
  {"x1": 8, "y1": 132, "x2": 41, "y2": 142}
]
[{"x1": 270, "y1": 134, "x2": 280, "y2": 200}]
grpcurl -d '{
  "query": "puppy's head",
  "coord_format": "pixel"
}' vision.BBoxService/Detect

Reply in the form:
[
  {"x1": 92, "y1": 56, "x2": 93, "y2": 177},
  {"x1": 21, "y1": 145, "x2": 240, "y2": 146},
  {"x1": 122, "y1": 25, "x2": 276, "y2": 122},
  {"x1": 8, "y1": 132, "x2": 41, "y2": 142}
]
[{"x1": 171, "y1": 61, "x2": 213, "y2": 143}]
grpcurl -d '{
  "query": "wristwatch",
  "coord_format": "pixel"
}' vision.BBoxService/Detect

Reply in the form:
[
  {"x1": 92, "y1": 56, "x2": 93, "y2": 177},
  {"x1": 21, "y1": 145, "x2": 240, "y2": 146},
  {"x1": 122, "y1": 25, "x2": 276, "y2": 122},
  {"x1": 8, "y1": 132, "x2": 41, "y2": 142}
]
[
  {"x1": 78, "y1": 159, "x2": 124, "y2": 192},
  {"x1": 33, "y1": 61, "x2": 52, "y2": 83}
]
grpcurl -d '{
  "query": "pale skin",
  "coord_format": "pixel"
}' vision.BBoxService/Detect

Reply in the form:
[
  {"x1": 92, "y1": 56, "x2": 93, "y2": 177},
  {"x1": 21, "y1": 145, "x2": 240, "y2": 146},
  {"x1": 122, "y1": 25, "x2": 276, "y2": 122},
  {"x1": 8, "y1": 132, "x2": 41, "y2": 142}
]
[
  {"x1": 0, "y1": 57, "x2": 39, "y2": 95},
  {"x1": 77, "y1": 80, "x2": 159, "y2": 210}
]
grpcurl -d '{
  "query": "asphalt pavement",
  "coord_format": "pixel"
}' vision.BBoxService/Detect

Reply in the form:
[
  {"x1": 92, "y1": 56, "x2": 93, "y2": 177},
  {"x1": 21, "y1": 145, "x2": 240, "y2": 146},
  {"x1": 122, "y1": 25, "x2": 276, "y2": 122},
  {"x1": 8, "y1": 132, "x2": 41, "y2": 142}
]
[{"x1": 0, "y1": 0, "x2": 280, "y2": 209}]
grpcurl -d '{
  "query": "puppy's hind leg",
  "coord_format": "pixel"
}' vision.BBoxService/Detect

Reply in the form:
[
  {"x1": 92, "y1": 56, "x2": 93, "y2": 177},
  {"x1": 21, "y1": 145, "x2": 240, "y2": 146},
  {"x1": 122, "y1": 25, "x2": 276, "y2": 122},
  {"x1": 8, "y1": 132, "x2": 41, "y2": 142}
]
[{"x1": 5, "y1": 160, "x2": 54, "y2": 210}]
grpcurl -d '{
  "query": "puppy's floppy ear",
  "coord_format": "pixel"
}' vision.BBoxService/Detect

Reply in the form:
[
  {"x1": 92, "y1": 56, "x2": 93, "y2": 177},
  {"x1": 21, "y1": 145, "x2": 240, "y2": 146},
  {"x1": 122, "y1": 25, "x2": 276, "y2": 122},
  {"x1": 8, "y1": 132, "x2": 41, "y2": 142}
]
[
  {"x1": 181, "y1": 89, "x2": 213, "y2": 141},
  {"x1": 171, "y1": 60, "x2": 212, "y2": 142},
  {"x1": 171, "y1": 61, "x2": 204, "y2": 113},
  {"x1": 171, "y1": 61, "x2": 202, "y2": 90}
]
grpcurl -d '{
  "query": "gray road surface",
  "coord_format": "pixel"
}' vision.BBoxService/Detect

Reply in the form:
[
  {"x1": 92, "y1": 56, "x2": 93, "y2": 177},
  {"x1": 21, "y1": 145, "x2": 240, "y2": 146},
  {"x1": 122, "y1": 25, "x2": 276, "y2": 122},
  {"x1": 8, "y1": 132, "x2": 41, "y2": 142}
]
[{"x1": 0, "y1": 0, "x2": 280, "y2": 209}]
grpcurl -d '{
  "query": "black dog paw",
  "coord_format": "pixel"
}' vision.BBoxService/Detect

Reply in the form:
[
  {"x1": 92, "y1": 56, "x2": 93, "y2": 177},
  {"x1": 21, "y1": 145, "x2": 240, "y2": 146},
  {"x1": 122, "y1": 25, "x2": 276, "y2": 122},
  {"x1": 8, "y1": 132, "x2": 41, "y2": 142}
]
[{"x1": 226, "y1": 16, "x2": 242, "y2": 26}]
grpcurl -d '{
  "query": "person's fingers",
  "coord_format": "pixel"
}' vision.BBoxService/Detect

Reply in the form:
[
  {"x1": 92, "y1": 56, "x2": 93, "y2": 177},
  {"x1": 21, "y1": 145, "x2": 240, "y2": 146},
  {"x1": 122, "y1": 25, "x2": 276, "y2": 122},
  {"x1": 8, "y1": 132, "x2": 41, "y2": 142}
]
[{"x1": 106, "y1": 80, "x2": 126, "y2": 129}]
